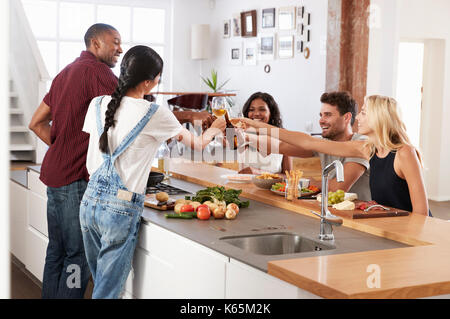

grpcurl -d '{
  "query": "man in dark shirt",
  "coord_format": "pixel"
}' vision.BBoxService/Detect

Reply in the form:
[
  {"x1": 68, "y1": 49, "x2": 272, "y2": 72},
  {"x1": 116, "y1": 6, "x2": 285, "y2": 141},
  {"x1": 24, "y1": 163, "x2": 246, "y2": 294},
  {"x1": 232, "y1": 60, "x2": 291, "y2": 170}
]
[
  {"x1": 29, "y1": 23, "x2": 122, "y2": 299},
  {"x1": 30, "y1": 23, "x2": 215, "y2": 299}
]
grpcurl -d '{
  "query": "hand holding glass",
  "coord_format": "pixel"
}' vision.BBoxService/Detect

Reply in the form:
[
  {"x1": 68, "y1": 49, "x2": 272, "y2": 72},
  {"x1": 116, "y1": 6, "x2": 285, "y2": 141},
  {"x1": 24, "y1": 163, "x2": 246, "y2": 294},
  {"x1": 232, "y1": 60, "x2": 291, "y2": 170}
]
[{"x1": 211, "y1": 96, "x2": 227, "y2": 117}]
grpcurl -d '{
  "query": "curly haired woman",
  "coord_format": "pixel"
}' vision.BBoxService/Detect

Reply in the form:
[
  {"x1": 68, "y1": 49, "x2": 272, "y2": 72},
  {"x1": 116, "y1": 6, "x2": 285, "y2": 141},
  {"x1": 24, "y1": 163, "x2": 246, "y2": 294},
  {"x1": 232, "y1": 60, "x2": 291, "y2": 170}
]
[{"x1": 238, "y1": 92, "x2": 292, "y2": 174}]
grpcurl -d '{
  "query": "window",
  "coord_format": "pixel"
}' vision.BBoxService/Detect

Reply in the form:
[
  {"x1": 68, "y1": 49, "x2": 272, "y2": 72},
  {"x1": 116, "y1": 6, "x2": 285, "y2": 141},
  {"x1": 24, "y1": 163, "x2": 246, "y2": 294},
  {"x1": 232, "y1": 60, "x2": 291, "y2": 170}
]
[{"x1": 21, "y1": 0, "x2": 170, "y2": 92}]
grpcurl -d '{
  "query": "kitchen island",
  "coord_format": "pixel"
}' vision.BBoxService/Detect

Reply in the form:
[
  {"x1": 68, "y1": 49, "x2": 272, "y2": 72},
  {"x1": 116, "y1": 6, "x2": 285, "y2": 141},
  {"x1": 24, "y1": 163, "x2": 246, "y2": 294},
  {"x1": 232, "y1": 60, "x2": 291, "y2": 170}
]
[
  {"x1": 149, "y1": 158, "x2": 450, "y2": 299},
  {"x1": 10, "y1": 160, "x2": 450, "y2": 299}
]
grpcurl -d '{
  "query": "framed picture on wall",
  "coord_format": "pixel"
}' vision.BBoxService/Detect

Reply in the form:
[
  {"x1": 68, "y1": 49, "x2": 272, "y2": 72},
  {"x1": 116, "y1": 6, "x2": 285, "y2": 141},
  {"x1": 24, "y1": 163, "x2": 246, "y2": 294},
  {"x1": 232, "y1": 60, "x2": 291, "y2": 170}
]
[
  {"x1": 259, "y1": 34, "x2": 275, "y2": 60},
  {"x1": 223, "y1": 20, "x2": 231, "y2": 38},
  {"x1": 296, "y1": 38, "x2": 304, "y2": 53},
  {"x1": 244, "y1": 41, "x2": 257, "y2": 65},
  {"x1": 297, "y1": 6, "x2": 305, "y2": 19},
  {"x1": 262, "y1": 8, "x2": 275, "y2": 28},
  {"x1": 278, "y1": 6, "x2": 296, "y2": 30},
  {"x1": 297, "y1": 23, "x2": 304, "y2": 36},
  {"x1": 232, "y1": 13, "x2": 241, "y2": 37},
  {"x1": 230, "y1": 42, "x2": 242, "y2": 65},
  {"x1": 278, "y1": 35, "x2": 294, "y2": 58},
  {"x1": 241, "y1": 10, "x2": 257, "y2": 37}
]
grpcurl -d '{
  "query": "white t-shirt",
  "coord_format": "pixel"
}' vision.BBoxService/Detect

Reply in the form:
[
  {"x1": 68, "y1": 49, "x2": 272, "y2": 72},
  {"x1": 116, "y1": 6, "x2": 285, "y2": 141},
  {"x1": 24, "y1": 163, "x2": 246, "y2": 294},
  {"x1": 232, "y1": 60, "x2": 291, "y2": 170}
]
[
  {"x1": 83, "y1": 95, "x2": 182, "y2": 194},
  {"x1": 238, "y1": 146, "x2": 284, "y2": 173},
  {"x1": 313, "y1": 133, "x2": 371, "y2": 201}
]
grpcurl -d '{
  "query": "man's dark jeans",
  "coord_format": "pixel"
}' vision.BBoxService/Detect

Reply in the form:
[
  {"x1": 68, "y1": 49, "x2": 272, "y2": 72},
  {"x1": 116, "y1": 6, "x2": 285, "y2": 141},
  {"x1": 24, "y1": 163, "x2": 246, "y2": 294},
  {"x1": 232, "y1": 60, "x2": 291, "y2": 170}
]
[{"x1": 42, "y1": 179, "x2": 91, "y2": 299}]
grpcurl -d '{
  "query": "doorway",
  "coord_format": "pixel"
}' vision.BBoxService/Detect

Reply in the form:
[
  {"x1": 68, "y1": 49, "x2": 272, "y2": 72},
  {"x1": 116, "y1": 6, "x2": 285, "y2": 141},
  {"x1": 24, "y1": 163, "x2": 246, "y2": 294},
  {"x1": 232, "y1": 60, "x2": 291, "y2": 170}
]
[{"x1": 395, "y1": 41, "x2": 424, "y2": 148}]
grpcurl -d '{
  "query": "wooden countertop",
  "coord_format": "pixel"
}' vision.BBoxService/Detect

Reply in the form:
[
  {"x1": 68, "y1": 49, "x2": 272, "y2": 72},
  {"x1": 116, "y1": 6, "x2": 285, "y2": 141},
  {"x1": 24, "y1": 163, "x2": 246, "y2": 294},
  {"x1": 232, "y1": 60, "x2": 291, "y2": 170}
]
[{"x1": 162, "y1": 158, "x2": 450, "y2": 299}]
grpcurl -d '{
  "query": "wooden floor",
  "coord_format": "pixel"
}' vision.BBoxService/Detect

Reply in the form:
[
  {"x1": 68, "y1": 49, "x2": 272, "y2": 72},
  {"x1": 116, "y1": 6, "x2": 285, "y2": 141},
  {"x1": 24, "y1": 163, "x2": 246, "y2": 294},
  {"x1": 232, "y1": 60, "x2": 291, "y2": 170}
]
[
  {"x1": 429, "y1": 200, "x2": 450, "y2": 220},
  {"x1": 10, "y1": 255, "x2": 93, "y2": 299}
]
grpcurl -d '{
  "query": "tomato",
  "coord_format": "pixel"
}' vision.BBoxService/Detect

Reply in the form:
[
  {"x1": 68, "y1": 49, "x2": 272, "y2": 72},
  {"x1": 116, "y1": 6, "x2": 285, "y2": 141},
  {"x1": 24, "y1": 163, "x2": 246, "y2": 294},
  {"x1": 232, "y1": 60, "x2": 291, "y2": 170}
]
[
  {"x1": 180, "y1": 204, "x2": 194, "y2": 213},
  {"x1": 196, "y1": 207, "x2": 211, "y2": 220},
  {"x1": 196, "y1": 204, "x2": 209, "y2": 212}
]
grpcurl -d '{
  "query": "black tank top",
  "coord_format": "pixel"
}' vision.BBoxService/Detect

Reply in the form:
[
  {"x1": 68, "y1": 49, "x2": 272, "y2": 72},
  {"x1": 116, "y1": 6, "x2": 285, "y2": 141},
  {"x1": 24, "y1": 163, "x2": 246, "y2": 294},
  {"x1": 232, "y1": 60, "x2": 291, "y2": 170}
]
[{"x1": 369, "y1": 151, "x2": 413, "y2": 212}]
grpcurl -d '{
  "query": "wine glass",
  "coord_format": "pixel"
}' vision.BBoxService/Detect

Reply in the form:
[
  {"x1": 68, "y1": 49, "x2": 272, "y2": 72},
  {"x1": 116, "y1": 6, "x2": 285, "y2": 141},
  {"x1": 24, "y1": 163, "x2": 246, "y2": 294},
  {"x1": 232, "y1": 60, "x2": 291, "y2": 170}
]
[
  {"x1": 207, "y1": 96, "x2": 227, "y2": 152},
  {"x1": 211, "y1": 96, "x2": 227, "y2": 118}
]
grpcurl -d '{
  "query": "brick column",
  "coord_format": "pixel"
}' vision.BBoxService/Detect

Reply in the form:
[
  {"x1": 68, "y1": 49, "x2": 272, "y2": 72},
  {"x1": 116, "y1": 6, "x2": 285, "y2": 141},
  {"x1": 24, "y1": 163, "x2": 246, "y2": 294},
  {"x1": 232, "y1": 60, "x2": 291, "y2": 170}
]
[{"x1": 326, "y1": 0, "x2": 370, "y2": 115}]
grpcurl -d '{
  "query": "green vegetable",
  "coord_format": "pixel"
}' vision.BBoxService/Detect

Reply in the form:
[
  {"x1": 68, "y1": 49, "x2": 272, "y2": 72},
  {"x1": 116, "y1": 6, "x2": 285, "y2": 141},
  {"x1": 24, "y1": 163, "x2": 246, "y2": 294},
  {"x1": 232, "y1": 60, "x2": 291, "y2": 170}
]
[
  {"x1": 190, "y1": 186, "x2": 250, "y2": 208},
  {"x1": 165, "y1": 212, "x2": 197, "y2": 219},
  {"x1": 272, "y1": 182, "x2": 286, "y2": 191}
]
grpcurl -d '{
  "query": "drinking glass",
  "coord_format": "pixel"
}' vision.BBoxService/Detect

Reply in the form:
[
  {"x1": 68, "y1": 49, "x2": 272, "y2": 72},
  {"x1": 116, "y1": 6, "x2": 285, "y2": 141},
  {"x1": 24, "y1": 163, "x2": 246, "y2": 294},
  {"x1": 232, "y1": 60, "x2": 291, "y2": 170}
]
[{"x1": 211, "y1": 96, "x2": 227, "y2": 118}]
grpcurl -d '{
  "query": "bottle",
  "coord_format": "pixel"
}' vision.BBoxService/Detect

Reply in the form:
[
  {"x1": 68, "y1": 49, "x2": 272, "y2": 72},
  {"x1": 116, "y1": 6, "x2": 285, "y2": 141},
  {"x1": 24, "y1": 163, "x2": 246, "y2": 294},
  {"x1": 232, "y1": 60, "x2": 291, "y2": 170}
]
[
  {"x1": 224, "y1": 110, "x2": 238, "y2": 150},
  {"x1": 156, "y1": 141, "x2": 171, "y2": 179}
]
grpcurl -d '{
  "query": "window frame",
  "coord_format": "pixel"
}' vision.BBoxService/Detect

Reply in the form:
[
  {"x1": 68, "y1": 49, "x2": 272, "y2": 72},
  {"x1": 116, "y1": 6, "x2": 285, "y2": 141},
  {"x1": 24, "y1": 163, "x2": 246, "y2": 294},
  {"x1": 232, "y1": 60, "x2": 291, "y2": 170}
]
[{"x1": 22, "y1": 0, "x2": 172, "y2": 93}]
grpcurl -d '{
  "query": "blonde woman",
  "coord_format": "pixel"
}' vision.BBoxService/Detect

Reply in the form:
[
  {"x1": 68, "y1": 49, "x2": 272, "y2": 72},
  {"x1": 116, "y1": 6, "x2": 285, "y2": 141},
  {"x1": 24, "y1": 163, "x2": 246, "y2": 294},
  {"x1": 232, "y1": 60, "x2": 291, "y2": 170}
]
[{"x1": 234, "y1": 95, "x2": 430, "y2": 216}]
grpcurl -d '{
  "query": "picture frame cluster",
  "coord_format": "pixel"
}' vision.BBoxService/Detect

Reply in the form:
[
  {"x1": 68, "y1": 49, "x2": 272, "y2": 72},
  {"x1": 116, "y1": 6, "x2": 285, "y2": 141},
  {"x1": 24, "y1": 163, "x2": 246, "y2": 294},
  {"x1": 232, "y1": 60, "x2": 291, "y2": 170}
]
[{"x1": 225, "y1": 5, "x2": 313, "y2": 66}]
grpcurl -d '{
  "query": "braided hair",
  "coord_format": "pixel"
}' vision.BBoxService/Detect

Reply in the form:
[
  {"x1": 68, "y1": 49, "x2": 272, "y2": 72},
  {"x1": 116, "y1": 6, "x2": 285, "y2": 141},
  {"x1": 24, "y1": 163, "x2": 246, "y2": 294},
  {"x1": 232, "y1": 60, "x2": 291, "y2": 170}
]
[
  {"x1": 242, "y1": 92, "x2": 283, "y2": 128},
  {"x1": 99, "y1": 45, "x2": 163, "y2": 153}
]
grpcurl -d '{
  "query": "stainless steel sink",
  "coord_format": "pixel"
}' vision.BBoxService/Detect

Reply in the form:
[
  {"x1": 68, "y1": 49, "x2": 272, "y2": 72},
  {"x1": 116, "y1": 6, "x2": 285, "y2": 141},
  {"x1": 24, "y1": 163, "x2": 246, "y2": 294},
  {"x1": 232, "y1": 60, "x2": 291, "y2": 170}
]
[{"x1": 219, "y1": 232, "x2": 335, "y2": 255}]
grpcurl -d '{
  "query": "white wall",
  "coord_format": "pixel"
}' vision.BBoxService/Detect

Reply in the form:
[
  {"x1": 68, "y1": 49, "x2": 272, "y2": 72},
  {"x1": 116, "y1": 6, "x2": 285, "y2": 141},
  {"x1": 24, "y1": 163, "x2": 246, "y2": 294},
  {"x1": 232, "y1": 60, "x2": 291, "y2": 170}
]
[
  {"x1": 367, "y1": 0, "x2": 450, "y2": 201},
  {"x1": 1, "y1": 0, "x2": 11, "y2": 299},
  {"x1": 366, "y1": 0, "x2": 400, "y2": 97},
  {"x1": 397, "y1": 0, "x2": 450, "y2": 201},
  {"x1": 199, "y1": 0, "x2": 329, "y2": 132},
  {"x1": 170, "y1": 0, "x2": 213, "y2": 92},
  {"x1": 421, "y1": 39, "x2": 445, "y2": 200}
]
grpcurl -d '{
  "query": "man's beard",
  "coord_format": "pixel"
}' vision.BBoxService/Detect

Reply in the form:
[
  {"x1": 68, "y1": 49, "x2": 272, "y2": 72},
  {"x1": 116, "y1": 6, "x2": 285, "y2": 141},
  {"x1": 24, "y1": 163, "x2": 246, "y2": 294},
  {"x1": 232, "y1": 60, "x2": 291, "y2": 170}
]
[{"x1": 101, "y1": 56, "x2": 116, "y2": 68}]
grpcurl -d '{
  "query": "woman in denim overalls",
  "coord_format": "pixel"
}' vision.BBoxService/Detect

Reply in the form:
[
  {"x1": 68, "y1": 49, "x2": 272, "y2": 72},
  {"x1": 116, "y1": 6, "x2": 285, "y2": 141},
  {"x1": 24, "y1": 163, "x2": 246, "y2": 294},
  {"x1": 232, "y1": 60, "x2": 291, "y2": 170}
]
[{"x1": 80, "y1": 46, "x2": 225, "y2": 298}]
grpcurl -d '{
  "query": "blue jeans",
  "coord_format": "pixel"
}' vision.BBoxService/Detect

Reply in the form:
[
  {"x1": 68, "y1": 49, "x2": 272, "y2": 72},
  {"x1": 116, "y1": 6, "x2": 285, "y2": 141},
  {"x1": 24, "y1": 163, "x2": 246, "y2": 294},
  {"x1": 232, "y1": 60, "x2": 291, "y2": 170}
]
[
  {"x1": 42, "y1": 179, "x2": 91, "y2": 299},
  {"x1": 80, "y1": 186, "x2": 143, "y2": 299}
]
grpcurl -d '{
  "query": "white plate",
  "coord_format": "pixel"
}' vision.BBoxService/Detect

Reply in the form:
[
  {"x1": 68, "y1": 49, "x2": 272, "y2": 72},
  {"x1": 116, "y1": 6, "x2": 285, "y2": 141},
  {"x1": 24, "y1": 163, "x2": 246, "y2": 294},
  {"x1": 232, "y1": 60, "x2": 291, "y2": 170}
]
[{"x1": 221, "y1": 174, "x2": 255, "y2": 183}]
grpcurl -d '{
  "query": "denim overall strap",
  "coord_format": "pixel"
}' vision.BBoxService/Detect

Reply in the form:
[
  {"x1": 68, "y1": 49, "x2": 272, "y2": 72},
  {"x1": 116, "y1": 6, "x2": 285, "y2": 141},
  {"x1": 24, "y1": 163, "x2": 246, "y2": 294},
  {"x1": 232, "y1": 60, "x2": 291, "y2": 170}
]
[
  {"x1": 95, "y1": 96, "x2": 109, "y2": 161},
  {"x1": 110, "y1": 103, "x2": 159, "y2": 163}
]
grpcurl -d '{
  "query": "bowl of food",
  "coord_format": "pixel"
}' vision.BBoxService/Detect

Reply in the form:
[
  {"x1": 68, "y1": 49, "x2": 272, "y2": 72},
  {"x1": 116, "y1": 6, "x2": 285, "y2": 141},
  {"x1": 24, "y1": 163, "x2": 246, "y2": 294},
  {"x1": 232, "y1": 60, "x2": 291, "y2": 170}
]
[{"x1": 252, "y1": 173, "x2": 283, "y2": 189}]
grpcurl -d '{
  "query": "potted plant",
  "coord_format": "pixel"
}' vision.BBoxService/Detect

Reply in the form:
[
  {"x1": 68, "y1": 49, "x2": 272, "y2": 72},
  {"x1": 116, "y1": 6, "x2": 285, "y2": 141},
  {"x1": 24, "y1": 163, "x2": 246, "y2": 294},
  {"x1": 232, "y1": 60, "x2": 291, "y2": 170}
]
[{"x1": 201, "y1": 69, "x2": 235, "y2": 112}]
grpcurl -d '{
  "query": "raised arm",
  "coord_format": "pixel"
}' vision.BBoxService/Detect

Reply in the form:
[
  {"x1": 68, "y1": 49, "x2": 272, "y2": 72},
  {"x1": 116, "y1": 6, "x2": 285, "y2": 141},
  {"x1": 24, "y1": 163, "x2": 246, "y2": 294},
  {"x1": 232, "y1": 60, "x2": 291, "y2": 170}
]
[
  {"x1": 173, "y1": 111, "x2": 215, "y2": 131},
  {"x1": 233, "y1": 117, "x2": 369, "y2": 160},
  {"x1": 176, "y1": 117, "x2": 226, "y2": 152},
  {"x1": 244, "y1": 132, "x2": 315, "y2": 157}
]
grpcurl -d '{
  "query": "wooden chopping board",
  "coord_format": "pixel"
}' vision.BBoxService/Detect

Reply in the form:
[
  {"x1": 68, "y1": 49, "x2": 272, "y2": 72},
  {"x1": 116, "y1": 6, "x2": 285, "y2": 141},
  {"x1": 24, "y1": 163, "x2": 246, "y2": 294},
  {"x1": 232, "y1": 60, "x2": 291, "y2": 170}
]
[
  {"x1": 350, "y1": 200, "x2": 410, "y2": 219},
  {"x1": 144, "y1": 194, "x2": 175, "y2": 211},
  {"x1": 298, "y1": 200, "x2": 410, "y2": 219},
  {"x1": 351, "y1": 209, "x2": 410, "y2": 219}
]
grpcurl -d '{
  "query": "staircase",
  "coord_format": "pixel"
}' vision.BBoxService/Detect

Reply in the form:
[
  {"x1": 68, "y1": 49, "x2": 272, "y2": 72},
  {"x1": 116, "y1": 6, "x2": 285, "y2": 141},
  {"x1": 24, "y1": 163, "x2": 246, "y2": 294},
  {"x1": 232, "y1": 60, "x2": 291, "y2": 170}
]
[
  {"x1": 9, "y1": 79, "x2": 35, "y2": 161},
  {"x1": 9, "y1": 0, "x2": 51, "y2": 163}
]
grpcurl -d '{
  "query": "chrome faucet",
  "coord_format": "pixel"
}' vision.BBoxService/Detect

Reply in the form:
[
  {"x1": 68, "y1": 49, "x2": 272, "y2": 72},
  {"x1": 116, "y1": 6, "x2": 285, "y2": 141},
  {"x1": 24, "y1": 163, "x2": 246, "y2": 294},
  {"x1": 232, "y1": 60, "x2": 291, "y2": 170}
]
[{"x1": 310, "y1": 160, "x2": 344, "y2": 241}]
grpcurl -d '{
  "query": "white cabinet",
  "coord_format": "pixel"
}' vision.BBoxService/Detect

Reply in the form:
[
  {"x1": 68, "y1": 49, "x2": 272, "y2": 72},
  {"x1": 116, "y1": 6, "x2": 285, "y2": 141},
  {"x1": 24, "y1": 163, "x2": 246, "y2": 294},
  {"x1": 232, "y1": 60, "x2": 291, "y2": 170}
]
[
  {"x1": 15, "y1": 169, "x2": 319, "y2": 298},
  {"x1": 128, "y1": 223, "x2": 228, "y2": 299},
  {"x1": 225, "y1": 258, "x2": 321, "y2": 299},
  {"x1": 27, "y1": 170, "x2": 47, "y2": 198},
  {"x1": 9, "y1": 180, "x2": 28, "y2": 263},
  {"x1": 25, "y1": 169, "x2": 49, "y2": 282},
  {"x1": 25, "y1": 225, "x2": 49, "y2": 282},
  {"x1": 126, "y1": 222, "x2": 320, "y2": 299},
  {"x1": 27, "y1": 191, "x2": 48, "y2": 237}
]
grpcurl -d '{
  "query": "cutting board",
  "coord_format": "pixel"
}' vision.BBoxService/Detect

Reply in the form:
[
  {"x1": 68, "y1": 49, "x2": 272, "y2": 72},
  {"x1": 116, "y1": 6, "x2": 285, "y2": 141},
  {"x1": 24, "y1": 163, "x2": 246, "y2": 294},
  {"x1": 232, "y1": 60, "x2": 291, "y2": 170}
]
[
  {"x1": 350, "y1": 201, "x2": 410, "y2": 219},
  {"x1": 297, "y1": 200, "x2": 410, "y2": 219},
  {"x1": 144, "y1": 195, "x2": 175, "y2": 211},
  {"x1": 351, "y1": 210, "x2": 410, "y2": 219}
]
